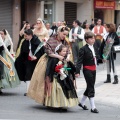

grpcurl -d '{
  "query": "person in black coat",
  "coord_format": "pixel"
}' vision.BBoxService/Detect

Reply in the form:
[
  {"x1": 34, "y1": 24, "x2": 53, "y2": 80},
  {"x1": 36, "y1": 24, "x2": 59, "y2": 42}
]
[
  {"x1": 75, "y1": 32, "x2": 101, "y2": 113},
  {"x1": 100, "y1": 23, "x2": 119, "y2": 84},
  {"x1": 15, "y1": 29, "x2": 45, "y2": 95}
]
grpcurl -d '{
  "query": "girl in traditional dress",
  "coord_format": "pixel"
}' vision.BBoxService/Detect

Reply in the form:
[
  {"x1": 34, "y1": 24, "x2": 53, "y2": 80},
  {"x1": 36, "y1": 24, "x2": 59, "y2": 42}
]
[
  {"x1": 27, "y1": 26, "x2": 71, "y2": 105},
  {"x1": 0, "y1": 35, "x2": 20, "y2": 94},
  {"x1": 45, "y1": 44, "x2": 79, "y2": 110}
]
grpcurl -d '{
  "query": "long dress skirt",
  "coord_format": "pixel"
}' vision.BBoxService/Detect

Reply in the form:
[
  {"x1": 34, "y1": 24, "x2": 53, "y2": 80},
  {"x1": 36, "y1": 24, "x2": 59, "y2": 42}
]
[
  {"x1": 15, "y1": 38, "x2": 24, "y2": 58},
  {"x1": 0, "y1": 51, "x2": 20, "y2": 89},
  {"x1": 45, "y1": 77, "x2": 79, "y2": 108},
  {"x1": 27, "y1": 54, "x2": 48, "y2": 104}
]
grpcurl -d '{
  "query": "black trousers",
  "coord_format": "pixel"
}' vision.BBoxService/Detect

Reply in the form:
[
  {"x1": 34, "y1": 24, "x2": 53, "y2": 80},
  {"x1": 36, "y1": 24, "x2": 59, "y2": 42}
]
[
  {"x1": 94, "y1": 39, "x2": 101, "y2": 55},
  {"x1": 83, "y1": 69, "x2": 96, "y2": 98},
  {"x1": 107, "y1": 51, "x2": 116, "y2": 74}
]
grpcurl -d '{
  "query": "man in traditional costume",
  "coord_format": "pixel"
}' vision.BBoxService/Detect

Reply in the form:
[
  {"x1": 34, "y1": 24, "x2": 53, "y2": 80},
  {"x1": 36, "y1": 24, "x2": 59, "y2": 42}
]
[
  {"x1": 69, "y1": 20, "x2": 85, "y2": 66},
  {"x1": 76, "y1": 32, "x2": 101, "y2": 113},
  {"x1": 92, "y1": 19, "x2": 106, "y2": 52}
]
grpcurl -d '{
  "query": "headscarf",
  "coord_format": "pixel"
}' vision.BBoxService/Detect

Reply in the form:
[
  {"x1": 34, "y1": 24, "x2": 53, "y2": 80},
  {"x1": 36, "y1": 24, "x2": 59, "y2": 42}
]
[
  {"x1": 0, "y1": 34, "x2": 15, "y2": 62},
  {"x1": 36, "y1": 18, "x2": 47, "y2": 31},
  {"x1": 33, "y1": 18, "x2": 49, "y2": 42},
  {"x1": 4, "y1": 30, "x2": 14, "y2": 55}
]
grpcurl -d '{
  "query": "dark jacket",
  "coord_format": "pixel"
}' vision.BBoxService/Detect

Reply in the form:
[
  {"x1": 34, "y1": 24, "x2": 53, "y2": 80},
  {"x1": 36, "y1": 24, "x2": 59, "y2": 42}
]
[
  {"x1": 46, "y1": 57, "x2": 76, "y2": 82},
  {"x1": 15, "y1": 35, "x2": 45, "y2": 81},
  {"x1": 76, "y1": 44, "x2": 101, "y2": 74},
  {"x1": 100, "y1": 32, "x2": 119, "y2": 60}
]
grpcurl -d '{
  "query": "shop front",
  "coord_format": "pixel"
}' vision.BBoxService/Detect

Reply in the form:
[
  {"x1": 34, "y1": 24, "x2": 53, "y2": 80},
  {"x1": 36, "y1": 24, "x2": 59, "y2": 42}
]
[
  {"x1": 115, "y1": 0, "x2": 120, "y2": 27},
  {"x1": 94, "y1": 0, "x2": 115, "y2": 24}
]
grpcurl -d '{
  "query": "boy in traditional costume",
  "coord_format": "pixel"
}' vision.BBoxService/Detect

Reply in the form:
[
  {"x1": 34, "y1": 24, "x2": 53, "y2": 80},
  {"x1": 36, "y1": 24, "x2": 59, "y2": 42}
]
[{"x1": 76, "y1": 32, "x2": 101, "y2": 113}]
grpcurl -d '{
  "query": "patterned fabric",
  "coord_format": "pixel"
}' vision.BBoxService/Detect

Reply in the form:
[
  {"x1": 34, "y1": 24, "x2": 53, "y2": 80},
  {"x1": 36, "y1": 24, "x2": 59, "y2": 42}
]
[
  {"x1": 0, "y1": 51, "x2": 20, "y2": 89},
  {"x1": 102, "y1": 36, "x2": 114, "y2": 60},
  {"x1": 45, "y1": 35, "x2": 61, "y2": 55},
  {"x1": 45, "y1": 78, "x2": 79, "y2": 107},
  {"x1": 15, "y1": 38, "x2": 25, "y2": 58},
  {"x1": 27, "y1": 54, "x2": 48, "y2": 103},
  {"x1": 28, "y1": 35, "x2": 73, "y2": 105}
]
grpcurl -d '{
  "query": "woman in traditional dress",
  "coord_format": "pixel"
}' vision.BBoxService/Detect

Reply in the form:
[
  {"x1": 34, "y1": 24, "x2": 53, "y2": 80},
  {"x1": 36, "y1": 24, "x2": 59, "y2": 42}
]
[
  {"x1": 0, "y1": 29, "x2": 14, "y2": 55},
  {"x1": 27, "y1": 26, "x2": 72, "y2": 105},
  {"x1": 33, "y1": 18, "x2": 49, "y2": 42},
  {"x1": 0, "y1": 35, "x2": 20, "y2": 94}
]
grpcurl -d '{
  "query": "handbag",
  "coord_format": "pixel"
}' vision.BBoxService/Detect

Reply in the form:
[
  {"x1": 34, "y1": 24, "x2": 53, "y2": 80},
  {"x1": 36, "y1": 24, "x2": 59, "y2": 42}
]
[{"x1": 113, "y1": 45, "x2": 120, "y2": 53}]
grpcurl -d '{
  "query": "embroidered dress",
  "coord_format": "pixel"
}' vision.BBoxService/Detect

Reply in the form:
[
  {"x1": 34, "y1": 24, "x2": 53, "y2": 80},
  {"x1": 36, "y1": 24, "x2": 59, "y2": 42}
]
[
  {"x1": 27, "y1": 35, "x2": 72, "y2": 104},
  {"x1": 0, "y1": 51, "x2": 20, "y2": 89},
  {"x1": 27, "y1": 36, "x2": 61, "y2": 103},
  {"x1": 45, "y1": 59, "x2": 79, "y2": 107},
  {"x1": 0, "y1": 36, "x2": 20, "y2": 89}
]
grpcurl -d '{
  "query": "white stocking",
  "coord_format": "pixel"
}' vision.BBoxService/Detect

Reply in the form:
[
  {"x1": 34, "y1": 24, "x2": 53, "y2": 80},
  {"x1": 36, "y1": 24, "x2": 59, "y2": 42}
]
[
  {"x1": 26, "y1": 81, "x2": 30, "y2": 92},
  {"x1": 80, "y1": 95, "x2": 87, "y2": 106},
  {"x1": 89, "y1": 97, "x2": 96, "y2": 110}
]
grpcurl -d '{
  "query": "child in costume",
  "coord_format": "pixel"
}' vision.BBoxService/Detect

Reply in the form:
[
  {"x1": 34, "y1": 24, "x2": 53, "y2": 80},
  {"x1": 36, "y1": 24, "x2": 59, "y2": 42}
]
[
  {"x1": 45, "y1": 44, "x2": 79, "y2": 110},
  {"x1": 76, "y1": 32, "x2": 101, "y2": 113}
]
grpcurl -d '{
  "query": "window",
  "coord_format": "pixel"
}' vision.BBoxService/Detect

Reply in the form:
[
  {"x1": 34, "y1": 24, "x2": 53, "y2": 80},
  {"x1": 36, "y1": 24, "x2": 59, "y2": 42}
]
[{"x1": 44, "y1": 0, "x2": 55, "y2": 25}]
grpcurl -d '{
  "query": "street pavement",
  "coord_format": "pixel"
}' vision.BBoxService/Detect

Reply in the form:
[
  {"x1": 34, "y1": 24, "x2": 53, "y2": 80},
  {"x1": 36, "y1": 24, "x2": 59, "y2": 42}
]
[{"x1": 0, "y1": 53, "x2": 120, "y2": 120}]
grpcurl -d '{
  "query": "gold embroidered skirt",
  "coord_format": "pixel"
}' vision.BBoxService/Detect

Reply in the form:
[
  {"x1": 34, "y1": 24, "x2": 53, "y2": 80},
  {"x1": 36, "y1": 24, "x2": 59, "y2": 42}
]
[
  {"x1": 27, "y1": 54, "x2": 48, "y2": 104},
  {"x1": 45, "y1": 78, "x2": 79, "y2": 108}
]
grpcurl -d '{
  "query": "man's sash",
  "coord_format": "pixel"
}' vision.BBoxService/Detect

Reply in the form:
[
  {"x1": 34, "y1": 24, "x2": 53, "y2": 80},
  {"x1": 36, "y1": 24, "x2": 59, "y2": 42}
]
[{"x1": 34, "y1": 42, "x2": 44, "y2": 56}]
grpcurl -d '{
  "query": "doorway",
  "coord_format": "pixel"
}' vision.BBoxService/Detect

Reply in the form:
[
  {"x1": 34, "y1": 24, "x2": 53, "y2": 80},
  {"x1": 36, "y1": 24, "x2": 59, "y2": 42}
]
[
  {"x1": 94, "y1": 9, "x2": 104, "y2": 24},
  {"x1": 65, "y1": 2, "x2": 77, "y2": 28}
]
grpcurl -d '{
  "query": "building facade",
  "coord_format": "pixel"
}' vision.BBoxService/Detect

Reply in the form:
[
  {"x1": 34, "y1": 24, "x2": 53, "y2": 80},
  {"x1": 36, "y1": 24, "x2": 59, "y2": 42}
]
[{"x1": 0, "y1": 0, "x2": 119, "y2": 50}]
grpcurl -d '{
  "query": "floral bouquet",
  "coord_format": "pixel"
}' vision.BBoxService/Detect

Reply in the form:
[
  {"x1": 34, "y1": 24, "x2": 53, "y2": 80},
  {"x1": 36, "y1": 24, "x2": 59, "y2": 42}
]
[
  {"x1": 102, "y1": 37, "x2": 114, "y2": 60},
  {"x1": 55, "y1": 61, "x2": 71, "y2": 80}
]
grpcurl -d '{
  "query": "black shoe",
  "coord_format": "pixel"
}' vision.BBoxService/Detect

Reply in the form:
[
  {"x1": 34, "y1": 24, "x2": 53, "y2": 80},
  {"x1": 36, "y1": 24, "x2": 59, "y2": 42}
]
[
  {"x1": 78, "y1": 103, "x2": 88, "y2": 110},
  {"x1": 91, "y1": 108, "x2": 99, "y2": 113},
  {"x1": 104, "y1": 74, "x2": 111, "y2": 83},
  {"x1": 104, "y1": 80, "x2": 111, "y2": 83},
  {"x1": 24, "y1": 93, "x2": 27, "y2": 96},
  {"x1": 113, "y1": 80, "x2": 118, "y2": 84},
  {"x1": 113, "y1": 75, "x2": 118, "y2": 84},
  {"x1": 60, "y1": 108, "x2": 67, "y2": 112},
  {"x1": 56, "y1": 107, "x2": 67, "y2": 112}
]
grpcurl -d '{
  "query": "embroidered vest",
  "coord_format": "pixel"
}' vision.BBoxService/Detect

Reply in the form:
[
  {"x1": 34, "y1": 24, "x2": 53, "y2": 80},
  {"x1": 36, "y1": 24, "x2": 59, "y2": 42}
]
[
  {"x1": 94, "y1": 26, "x2": 104, "y2": 41},
  {"x1": 72, "y1": 27, "x2": 82, "y2": 41}
]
